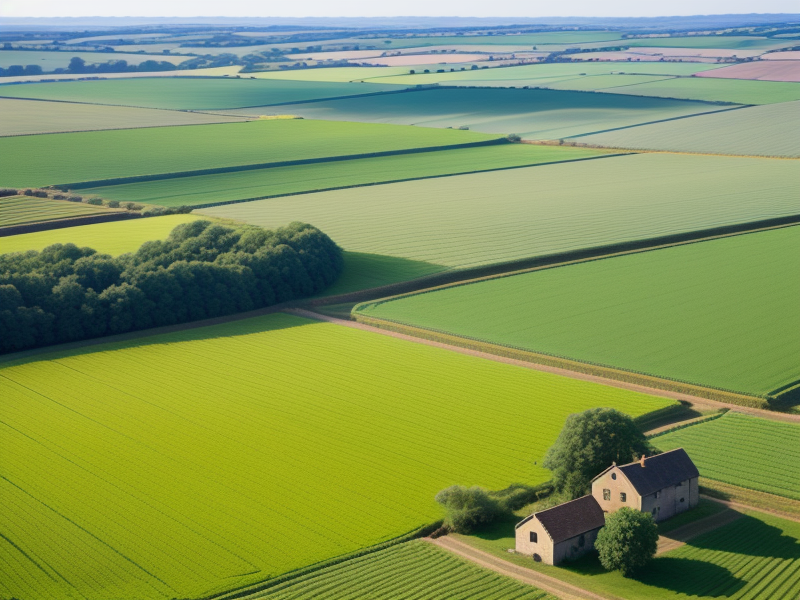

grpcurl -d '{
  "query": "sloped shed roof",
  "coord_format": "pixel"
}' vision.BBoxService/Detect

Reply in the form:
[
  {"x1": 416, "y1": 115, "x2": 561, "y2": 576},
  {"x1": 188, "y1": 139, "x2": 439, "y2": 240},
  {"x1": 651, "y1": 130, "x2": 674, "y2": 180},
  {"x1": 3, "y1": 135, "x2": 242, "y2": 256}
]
[
  {"x1": 529, "y1": 495, "x2": 605, "y2": 544},
  {"x1": 617, "y1": 448, "x2": 699, "y2": 496}
]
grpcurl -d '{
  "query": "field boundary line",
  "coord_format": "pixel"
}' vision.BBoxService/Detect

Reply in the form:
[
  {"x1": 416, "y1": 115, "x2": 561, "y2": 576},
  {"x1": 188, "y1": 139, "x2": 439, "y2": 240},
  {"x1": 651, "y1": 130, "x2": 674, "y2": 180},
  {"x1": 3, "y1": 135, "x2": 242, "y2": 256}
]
[
  {"x1": 188, "y1": 152, "x2": 625, "y2": 209},
  {"x1": 0, "y1": 211, "x2": 142, "y2": 237},
  {"x1": 428, "y1": 535, "x2": 616, "y2": 600},
  {"x1": 701, "y1": 493, "x2": 800, "y2": 524},
  {"x1": 0, "y1": 115, "x2": 254, "y2": 138},
  {"x1": 286, "y1": 308, "x2": 800, "y2": 423},
  {"x1": 54, "y1": 138, "x2": 511, "y2": 190}
]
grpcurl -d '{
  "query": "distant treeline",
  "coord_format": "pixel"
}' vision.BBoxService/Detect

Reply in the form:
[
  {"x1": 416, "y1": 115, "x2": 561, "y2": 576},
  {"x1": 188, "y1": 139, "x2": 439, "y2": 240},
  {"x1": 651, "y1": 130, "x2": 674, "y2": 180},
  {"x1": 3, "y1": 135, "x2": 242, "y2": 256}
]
[
  {"x1": 0, "y1": 56, "x2": 181, "y2": 77},
  {"x1": 0, "y1": 220, "x2": 343, "y2": 353}
]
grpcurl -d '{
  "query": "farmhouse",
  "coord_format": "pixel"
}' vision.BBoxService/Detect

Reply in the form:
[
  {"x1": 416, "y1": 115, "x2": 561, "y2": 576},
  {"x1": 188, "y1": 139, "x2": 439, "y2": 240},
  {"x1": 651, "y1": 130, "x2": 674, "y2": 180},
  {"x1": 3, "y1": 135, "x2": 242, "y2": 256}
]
[
  {"x1": 515, "y1": 448, "x2": 699, "y2": 565},
  {"x1": 591, "y1": 448, "x2": 700, "y2": 522}
]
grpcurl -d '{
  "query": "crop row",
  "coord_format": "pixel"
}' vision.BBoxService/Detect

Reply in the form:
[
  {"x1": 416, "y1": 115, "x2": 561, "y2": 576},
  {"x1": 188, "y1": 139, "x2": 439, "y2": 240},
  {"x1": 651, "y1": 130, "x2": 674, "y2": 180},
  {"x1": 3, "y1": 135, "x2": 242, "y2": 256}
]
[
  {"x1": 0, "y1": 195, "x2": 109, "y2": 227},
  {"x1": 654, "y1": 412, "x2": 800, "y2": 499},
  {"x1": 0, "y1": 313, "x2": 671, "y2": 600}
]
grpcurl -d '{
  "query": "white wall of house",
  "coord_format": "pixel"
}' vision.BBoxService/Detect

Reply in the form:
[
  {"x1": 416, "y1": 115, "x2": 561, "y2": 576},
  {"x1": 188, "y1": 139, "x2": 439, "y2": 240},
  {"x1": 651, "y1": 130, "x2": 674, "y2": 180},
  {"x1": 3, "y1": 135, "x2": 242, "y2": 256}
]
[{"x1": 515, "y1": 517, "x2": 553, "y2": 564}]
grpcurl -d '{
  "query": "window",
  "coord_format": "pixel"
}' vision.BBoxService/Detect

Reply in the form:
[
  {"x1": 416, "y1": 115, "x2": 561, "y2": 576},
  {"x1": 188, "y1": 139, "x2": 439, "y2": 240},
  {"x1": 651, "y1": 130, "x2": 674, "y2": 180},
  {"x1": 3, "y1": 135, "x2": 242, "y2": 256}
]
[
  {"x1": 652, "y1": 508, "x2": 658, "y2": 517},
  {"x1": 680, "y1": 498, "x2": 685, "y2": 503},
  {"x1": 611, "y1": 473, "x2": 617, "y2": 480},
  {"x1": 579, "y1": 534, "x2": 585, "y2": 547},
  {"x1": 530, "y1": 531, "x2": 538, "y2": 543},
  {"x1": 620, "y1": 492, "x2": 627, "y2": 502},
  {"x1": 656, "y1": 491, "x2": 661, "y2": 499},
  {"x1": 603, "y1": 489, "x2": 611, "y2": 501}
]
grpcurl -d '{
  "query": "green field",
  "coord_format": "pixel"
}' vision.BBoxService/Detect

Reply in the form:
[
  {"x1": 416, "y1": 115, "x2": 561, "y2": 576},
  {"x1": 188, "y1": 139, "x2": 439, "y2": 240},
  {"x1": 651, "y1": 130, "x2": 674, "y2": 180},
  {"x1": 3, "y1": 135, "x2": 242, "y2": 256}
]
[
  {"x1": 255, "y1": 540, "x2": 555, "y2": 599},
  {"x1": 0, "y1": 77, "x2": 403, "y2": 110},
  {"x1": 239, "y1": 87, "x2": 727, "y2": 140},
  {"x1": 0, "y1": 195, "x2": 110, "y2": 226},
  {"x1": 0, "y1": 312, "x2": 671, "y2": 600},
  {"x1": 0, "y1": 49, "x2": 187, "y2": 69},
  {"x1": 654, "y1": 413, "x2": 800, "y2": 499},
  {"x1": 540, "y1": 74, "x2": 676, "y2": 91},
  {"x1": 356, "y1": 226, "x2": 800, "y2": 396},
  {"x1": 200, "y1": 153, "x2": 800, "y2": 269},
  {"x1": 0, "y1": 97, "x2": 246, "y2": 136},
  {"x1": 81, "y1": 144, "x2": 603, "y2": 207},
  {"x1": 605, "y1": 76, "x2": 800, "y2": 104},
  {"x1": 0, "y1": 119, "x2": 500, "y2": 188},
  {"x1": 461, "y1": 509, "x2": 800, "y2": 599},
  {"x1": 623, "y1": 35, "x2": 791, "y2": 50},
  {"x1": 373, "y1": 61, "x2": 726, "y2": 85},
  {"x1": 577, "y1": 101, "x2": 800, "y2": 156},
  {"x1": 0, "y1": 214, "x2": 201, "y2": 255}
]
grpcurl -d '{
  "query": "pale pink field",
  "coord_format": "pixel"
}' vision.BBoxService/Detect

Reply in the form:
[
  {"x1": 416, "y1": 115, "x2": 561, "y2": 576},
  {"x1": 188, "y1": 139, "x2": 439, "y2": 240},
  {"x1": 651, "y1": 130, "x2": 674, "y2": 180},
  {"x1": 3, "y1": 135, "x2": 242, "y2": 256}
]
[
  {"x1": 357, "y1": 53, "x2": 488, "y2": 66},
  {"x1": 763, "y1": 51, "x2": 800, "y2": 60},
  {"x1": 696, "y1": 60, "x2": 800, "y2": 82}
]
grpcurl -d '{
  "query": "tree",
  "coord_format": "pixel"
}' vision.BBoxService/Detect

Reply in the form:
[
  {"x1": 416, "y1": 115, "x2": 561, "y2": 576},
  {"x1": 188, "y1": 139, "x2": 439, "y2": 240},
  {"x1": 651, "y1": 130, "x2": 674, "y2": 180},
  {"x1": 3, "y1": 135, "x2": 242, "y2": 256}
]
[
  {"x1": 435, "y1": 485, "x2": 503, "y2": 533},
  {"x1": 595, "y1": 507, "x2": 658, "y2": 576},
  {"x1": 543, "y1": 408, "x2": 650, "y2": 498},
  {"x1": 24, "y1": 65, "x2": 43, "y2": 75},
  {"x1": 68, "y1": 57, "x2": 86, "y2": 73}
]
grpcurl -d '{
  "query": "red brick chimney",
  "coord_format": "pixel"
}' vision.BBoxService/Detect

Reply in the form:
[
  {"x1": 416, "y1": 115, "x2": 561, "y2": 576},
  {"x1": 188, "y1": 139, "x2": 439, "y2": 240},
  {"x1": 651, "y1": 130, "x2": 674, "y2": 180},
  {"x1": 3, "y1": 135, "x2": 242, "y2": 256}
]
[{"x1": 640, "y1": 454, "x2": 646, "y2": 467}]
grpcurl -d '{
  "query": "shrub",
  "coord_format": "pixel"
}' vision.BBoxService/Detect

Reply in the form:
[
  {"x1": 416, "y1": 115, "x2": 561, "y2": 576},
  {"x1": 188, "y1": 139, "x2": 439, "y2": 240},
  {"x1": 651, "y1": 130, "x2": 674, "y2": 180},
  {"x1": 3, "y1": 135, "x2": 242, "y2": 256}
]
[
  {"x1": 31, "y1": 190, "x2": 48, "y2": 198},
  {"x1": 67, "y1": 196, "x2": 83, "y2": 203},
  {"x1": 106, "y1": 200, "x2": 120, "y2": 208},
  {"x1": 506, "y1": 134, "x2": 522, "y2": 143},
  {"x1": 86, "y1": 197, "x2": 103, "y2": 205},
  {"x1": 52, "y1": 194, "x2": 67, "y2": 200},
  {"x1": 22, "y1": 189, "x2": 33, "y2": 196},
  {"x1": 595, "y1": 507, "x2": 658, "y2": 576},
  {"x1": 435, "y1": 485, "x2": 504, "y2": 533},
  {"x1": 543, "y1": 408, "x2": 651, "y2": 499},
  {"x1": 0, "y1": 188, "x2": 17, "y2": 197}
]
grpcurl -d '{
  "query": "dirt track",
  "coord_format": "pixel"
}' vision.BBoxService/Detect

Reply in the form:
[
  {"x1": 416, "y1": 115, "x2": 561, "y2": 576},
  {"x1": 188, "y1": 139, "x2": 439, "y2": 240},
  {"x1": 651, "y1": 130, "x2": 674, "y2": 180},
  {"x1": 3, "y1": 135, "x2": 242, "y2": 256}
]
[{"x1": 286, "y1": 309, "x2": 800, "y2": 425}]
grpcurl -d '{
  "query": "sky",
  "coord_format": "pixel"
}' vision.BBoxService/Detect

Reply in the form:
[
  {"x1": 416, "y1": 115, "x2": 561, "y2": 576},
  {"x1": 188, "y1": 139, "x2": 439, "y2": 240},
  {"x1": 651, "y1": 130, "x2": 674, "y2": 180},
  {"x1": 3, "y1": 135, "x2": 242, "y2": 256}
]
[{"x1": 1, "y1": 0, "x2": 798, "y2": 18}]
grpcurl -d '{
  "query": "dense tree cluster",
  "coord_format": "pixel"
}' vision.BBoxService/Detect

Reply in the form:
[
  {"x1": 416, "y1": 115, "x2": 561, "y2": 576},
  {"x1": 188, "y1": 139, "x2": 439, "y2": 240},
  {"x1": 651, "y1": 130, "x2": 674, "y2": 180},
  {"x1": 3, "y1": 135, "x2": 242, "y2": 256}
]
[
  {"x1": 0, "y1": 220, "x2": 343, "y2": 353},
  {"x1": 435, "y1": 485, "x2": 504, "y2": 533}
]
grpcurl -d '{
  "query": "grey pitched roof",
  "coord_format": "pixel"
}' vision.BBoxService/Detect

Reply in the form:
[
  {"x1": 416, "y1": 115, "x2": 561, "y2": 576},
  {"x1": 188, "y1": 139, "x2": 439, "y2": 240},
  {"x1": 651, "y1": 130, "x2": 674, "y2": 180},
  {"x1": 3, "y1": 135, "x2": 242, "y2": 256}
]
[
  {"x1": 617, "y1": 448, "x2": 699, "y2": 497},
  {"x1": 530, "y1": 495, "x2": 605, "y2": 544}
]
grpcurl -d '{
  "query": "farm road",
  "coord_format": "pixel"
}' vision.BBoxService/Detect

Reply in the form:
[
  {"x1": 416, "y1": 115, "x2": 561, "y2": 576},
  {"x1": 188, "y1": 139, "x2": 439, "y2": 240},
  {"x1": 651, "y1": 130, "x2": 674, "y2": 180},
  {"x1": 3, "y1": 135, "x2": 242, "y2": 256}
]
[
  {"x1": 427, "y1": 536, "x2": 617, "y2": 600},
  {"x1": 286, "y1": 309, "x2": 800, "y2": 426}
]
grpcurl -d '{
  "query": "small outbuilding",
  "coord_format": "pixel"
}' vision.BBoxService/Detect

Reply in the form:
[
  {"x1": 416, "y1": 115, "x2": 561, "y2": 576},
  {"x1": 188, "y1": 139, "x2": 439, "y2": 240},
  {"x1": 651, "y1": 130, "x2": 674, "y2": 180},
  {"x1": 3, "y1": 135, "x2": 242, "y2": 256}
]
[
  {"x1": 514, "y1": 495, "x2": 606, "y2": 565},
  {"x1": 591, "y1": 448, "x2": 699, "y2": 522}
]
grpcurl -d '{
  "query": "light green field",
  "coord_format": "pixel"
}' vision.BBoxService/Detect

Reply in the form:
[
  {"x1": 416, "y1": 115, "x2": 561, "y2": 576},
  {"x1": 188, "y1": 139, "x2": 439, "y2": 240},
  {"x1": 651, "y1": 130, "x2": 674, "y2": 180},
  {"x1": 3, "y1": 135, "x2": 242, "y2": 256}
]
[
  {"x1": 237, "y1": 87, "x2": 724, "y2": 140},
  {"x1": 0, "y1": 119, "x2": 500, "y2": 188},
  {"x1": 623, "y1": 35, "x2": 791, "y2": 50},
  {"x1": 256, "y1": 540, "x2": 555, "y2": 599},
  {"x1": 250, "y1": 66, "x2": 416, "y2": 82},
  {"x1": 0, "y1": 49, "x2": 187, "y2": 69},
  {"x1": 462, "y1": 510, "x2": 800, "y2": 600},
  {"x1": 0, "y1": 97, "x2": 246, "y2": 136},
  {"x1": 543, "y1": 74, "x2": 676, "y2": 91},
  {"x1": 0, "y1": 214, "x2": 201, "y2": 255},
  {"x1": 0, "y1": 77, "x2": 403, "y2": 110},
  {"x1": 0, "y1": 195, "x2": 110, "y2": 227},
  {"x1": 605, "y1": 76, "x2": 800, "y2": 104},
  {"x1": 654, "y1": 413, "x2": 800, "y2": 499},
  {"x1": 577, "y1": 101, "x2": 800, "y2": 156},
  {"x1": 0, "y1": 312, "x2": 671, "y2": 600},
  {"x1": 200, "y1": 153, "x2": 800, "y2": 269},
  {"x1": 82, "y1": 144, "x2": 603, "y2": 207},
  {"x1": 372, "y1": 61, "x2": 726, "y2": 85},
  {"x1": 357, "y1": 226, "x2": 800, "y2": 396}
]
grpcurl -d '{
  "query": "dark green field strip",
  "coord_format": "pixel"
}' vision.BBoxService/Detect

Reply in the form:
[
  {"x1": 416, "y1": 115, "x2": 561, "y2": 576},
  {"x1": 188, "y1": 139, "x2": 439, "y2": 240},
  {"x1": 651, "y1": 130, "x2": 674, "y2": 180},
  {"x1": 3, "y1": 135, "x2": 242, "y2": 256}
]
[
  {"x1": 0, "y1": 77, "x2": 405, "y2": 110},
  {"x1": 80, "y1": 144, "x2": 605, "y2": 207},
  {"x1": 603, "y1": 76, "x2": 800, "y2": 105},
  {"x1": 654, "y1": 413, "x2": 800, "y2": 500},
  {"x1": 243, "y1": 87, "x2": 737, "y2": 140},
  {"x1": 0, "y1": 196, "x2": 110, "y2": 227},
  {"x1": 0, "y1": 119, "x2": 501, "y2": 189},
  {"x1": 356, "y1": 225, "x2": 800, "y2": 397},
  {"x1": 253, "y1": 541, "x2": 555, "y2": 600}
]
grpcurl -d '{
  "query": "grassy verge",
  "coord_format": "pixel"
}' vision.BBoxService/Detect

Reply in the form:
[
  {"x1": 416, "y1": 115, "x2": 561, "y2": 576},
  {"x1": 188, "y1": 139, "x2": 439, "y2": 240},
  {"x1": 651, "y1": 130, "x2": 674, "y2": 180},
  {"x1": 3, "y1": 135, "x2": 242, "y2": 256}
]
[{"x1": 700, "y1": 478, "x2": 800, "y2": 519}]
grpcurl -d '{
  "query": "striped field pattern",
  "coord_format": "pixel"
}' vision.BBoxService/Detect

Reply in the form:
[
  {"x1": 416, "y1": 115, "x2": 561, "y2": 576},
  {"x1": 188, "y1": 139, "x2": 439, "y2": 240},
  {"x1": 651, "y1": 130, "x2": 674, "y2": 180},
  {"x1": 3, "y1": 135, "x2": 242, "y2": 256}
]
[
  {"x1": 654, "y1": 412, "x2": 800, "y2": 499},
  {"x1": 0, "y1": 313, "x2": 672, "y2": 600},
  {"x1": 0, "y1": 195, "x2": 109, "y2": 227},
  {"x1": 257, "y1": 540, "x2": 555, "y2": 599}
]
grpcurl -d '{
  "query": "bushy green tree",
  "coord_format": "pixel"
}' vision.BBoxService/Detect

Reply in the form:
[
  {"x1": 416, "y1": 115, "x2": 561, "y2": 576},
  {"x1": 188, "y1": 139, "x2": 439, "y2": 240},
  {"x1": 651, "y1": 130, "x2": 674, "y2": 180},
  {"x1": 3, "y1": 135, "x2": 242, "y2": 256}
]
[
  {"x1": 543, "y1": 408, "x2": 650, "y2": 498},
  {"x1": 595, "y1": 507, "x2": 658, "y2": 576},
  {"x1": 435, "y1": 485, "x2": 503, "y2": 533}
]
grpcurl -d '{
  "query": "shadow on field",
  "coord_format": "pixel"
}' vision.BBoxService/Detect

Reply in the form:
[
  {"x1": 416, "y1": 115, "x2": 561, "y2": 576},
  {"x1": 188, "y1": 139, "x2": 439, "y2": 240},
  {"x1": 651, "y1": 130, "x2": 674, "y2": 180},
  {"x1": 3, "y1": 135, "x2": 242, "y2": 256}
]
[
  {"x1": 687, "y1": 514, "x2": 800, "y2": 559},
  {"x1": 630, "y1": 557, "x2": 745, "y2": 597}
]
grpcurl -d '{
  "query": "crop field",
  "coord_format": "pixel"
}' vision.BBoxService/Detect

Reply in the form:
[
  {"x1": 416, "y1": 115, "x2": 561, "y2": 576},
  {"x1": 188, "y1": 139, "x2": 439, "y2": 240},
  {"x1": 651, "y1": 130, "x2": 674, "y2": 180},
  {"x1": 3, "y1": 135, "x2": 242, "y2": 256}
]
[
  {"x1": 653, "y1": 413, "x2": 800, "y2": 499},
  {"x1": 604, "y1": 76, "x2": 800, "y2": 104},
  {"x1": 577, "y1": 102, "x2": 800, "y2": 157},
  {"x1": 0, "y1": 119, "x2": 500, "y2": 188},
  {"x1": 464, "y1": 510, "x2": 800, "y2": 599},
  {"x1": 622, "y1": 35, "x2": 792, "y2": 50},
  {"x1": 0, "y1": 195, "x2": 110, "y2": 227},
  {"x1": 0, "y1": 97, "x2": 247, "y2": 136},
  {"x1": 255, "y1": 540, "x2": 556, "y2": 599},
  {"x1": 0, "y1": 312, "x2": 671, "y2": 600},
  {"x1": 356, "y1": 226, "x2": 800, "y2": 396},
  {"x1": 81, "y1": 144, "x2": 604, "y2": 207},
  {"x1": 0, "y1": 49, "x2": 187, "y2": 69},
  {"x1": 246, "y1": 88, "x2": 725, "y2": 140},
  {"x1": 200, "y1": 153, "x2": 800, "y2": 269},
  {"x1": 542, "y1": 74, "x2": 676, "y2": 91},
  {"x1": 695, "y1": 60, "x2": 800, "y2": 82},
  {"x1": 0, "y1": 77, "x2": 404, "y2": 110},
  {"x1": 249, "y1": 66, "x2": 416, "y2": 82},
  {"x1": 0, "y1": 214, "x2": 202, "y2": 255}
]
